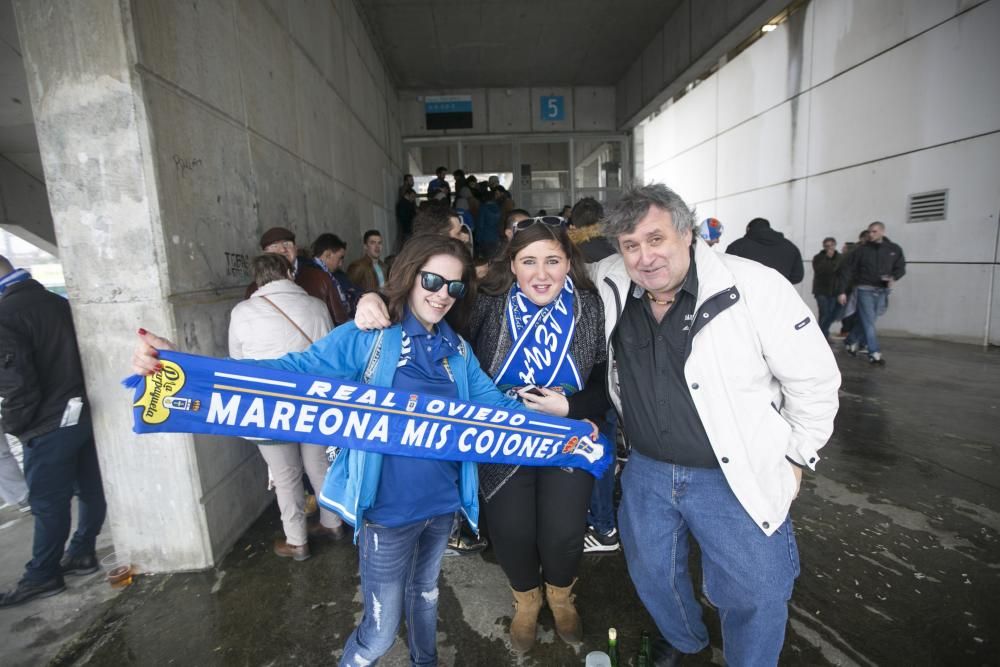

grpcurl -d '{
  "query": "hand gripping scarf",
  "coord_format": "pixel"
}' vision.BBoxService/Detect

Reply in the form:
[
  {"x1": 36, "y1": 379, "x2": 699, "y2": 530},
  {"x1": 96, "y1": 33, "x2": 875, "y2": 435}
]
[
  {"x1": 493, "y1": 275, "x2": 581, "y2": 394},
  {"x1": 123, "y1": 351, "x2": 611, "y2": 478}
]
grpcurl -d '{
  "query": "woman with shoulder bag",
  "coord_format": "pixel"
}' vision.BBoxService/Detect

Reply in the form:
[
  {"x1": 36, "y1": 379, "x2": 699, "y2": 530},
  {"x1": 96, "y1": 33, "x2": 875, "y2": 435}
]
[{"x1": 229, "y1": 253, "x2": 345, "y2": 560}]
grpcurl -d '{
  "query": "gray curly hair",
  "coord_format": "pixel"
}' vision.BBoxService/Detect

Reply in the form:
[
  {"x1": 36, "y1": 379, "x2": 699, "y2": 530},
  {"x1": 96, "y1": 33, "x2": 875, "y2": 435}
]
[{"x1": 602, "y1": 183, "x2": 697, "y2": 248}]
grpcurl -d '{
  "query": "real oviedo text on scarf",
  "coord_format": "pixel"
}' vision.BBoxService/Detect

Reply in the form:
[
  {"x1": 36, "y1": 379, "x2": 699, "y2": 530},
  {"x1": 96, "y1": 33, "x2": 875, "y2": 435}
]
[{"x1": 124, "y1": 351, "x2": 611, "y2": 478}]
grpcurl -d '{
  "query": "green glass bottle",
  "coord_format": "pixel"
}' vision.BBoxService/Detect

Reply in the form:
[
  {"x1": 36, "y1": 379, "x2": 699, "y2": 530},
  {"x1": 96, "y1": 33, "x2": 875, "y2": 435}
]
[
  {"x1": 637, "y1": 630, "x2": 651, "y2": 666},
  {"x1": 607, "y1": 627, "x2": 619, "y2": 667}
]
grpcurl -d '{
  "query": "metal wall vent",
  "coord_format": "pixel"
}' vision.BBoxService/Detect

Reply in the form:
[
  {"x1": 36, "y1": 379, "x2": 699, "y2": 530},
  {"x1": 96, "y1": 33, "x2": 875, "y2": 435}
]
[{"x1": 907, "y1": 189, "x2": 948, "y2": 223}]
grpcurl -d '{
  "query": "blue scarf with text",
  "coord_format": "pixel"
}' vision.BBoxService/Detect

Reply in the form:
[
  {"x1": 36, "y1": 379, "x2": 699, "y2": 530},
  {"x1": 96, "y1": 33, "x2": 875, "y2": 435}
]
[
  {"x1": 494, "y1": 275, "x2": 581, "y2": 394},
  {"x1": 123, "y1": 351, "x2": 611, "y2": 478}
]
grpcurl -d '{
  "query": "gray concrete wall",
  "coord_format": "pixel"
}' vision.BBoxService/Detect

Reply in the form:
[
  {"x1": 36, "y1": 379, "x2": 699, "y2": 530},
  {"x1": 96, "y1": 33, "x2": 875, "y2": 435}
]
[
  {"x1": 399, "y1": 86, "x2": 616, "y2": 137},
  {"x1": 14, "y1": 0, "x2": 402, "y2": 571}
]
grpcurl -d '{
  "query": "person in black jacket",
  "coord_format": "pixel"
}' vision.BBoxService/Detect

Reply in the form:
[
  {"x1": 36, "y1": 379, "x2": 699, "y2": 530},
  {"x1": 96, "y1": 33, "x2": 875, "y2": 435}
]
[
  {"x1": 395, "y1": 187, "x2": 417, "y2": 248},
  {"x1": 0, "y1": 256, "x2": 107, "y2": 608},
  {"x1": 837, "y1": 221, "x2": 906, "y2": 364},
  {"x1": 725, "y1": 217, "x2": 804, "y2": 284},
  {"x1": 812, "y1": 237, "x2": 843, "y2": 339},
  {"x1": 567, "y1": 197, "x2": 616, "y2": 262}
]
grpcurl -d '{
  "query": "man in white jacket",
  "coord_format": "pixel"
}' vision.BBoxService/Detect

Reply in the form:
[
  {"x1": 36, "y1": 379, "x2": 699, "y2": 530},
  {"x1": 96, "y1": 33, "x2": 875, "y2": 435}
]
[{"x1": 591, "y1": 184, "x2": 840, "y2": 666}]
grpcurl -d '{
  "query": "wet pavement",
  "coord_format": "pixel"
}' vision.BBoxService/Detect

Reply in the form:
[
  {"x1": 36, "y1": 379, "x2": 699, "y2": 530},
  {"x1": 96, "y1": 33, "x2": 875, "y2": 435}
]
[{"x1": 2, "y1": 337, "x2": 998, "y2": 666}]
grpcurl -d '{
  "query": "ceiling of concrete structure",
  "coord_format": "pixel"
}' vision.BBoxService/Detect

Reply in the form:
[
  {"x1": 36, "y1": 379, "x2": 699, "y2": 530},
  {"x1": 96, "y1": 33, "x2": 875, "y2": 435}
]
[
  {"x1": 0, "y1": 0, "x2": 42, "y2": 182},
  {"x1": 0, "y1": 0, "x2": 688, "y2": 188},
  {"x1": 358, "y1": 0, "x2": 685, "y2": 88}
]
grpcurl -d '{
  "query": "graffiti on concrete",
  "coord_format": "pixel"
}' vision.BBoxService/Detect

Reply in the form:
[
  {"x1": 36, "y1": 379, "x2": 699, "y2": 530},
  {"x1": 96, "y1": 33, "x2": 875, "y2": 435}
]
[{"x1": 224, "y1": 252, "x2": 250, "y2": 277}]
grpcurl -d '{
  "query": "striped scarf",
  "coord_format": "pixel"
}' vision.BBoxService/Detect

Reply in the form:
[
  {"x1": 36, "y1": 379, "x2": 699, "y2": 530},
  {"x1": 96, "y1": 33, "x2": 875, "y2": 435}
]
[{"x1": 0, "y1": 268, "x2": 31, "y2": 295}]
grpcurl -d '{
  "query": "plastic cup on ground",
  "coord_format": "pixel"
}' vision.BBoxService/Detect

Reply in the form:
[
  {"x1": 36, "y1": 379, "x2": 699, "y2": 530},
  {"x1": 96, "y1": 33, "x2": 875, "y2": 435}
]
[
  {"x1": 101, "y1": 552, "x2": 134, "y2": 588},
  {"x1": 585, "y1": 651, "x2": 612, "y2": 667}
]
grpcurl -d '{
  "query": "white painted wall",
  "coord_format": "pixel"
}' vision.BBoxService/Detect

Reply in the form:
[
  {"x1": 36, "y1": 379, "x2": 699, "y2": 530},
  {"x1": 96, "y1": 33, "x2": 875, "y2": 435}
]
[{"x1": 641, "y1": 0, "x2": 1000, "y2": 345}]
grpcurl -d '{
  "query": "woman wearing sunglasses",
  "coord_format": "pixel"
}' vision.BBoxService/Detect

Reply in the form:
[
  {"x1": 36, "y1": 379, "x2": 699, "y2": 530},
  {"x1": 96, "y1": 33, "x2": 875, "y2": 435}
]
[
  {"x1": 354, "y1": 216, "x2": 609, "y2": 653},
  {"x1": 131, "y1": 235, "x2": 528, "y2": 666}
]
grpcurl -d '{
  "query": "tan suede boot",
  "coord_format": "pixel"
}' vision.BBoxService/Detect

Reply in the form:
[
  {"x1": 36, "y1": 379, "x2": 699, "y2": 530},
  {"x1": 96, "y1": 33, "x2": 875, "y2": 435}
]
[
  {"x1": 545, "y1": 579, "x2": 582, "y2": 644},
  {"x1": 509, "y1": 586, "x2": 543, "y2": 652}
]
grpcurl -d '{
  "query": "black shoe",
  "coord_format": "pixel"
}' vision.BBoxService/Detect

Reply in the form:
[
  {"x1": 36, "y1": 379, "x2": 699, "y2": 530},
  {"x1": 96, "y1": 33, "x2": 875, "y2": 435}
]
[
  {"x1": 0, "y1": 577, "x2": 66, "y2": 608},
  {"x1": 582, "y1": 526, "x2": 621, "y2": 553},
  {"x1": 650, "y1": 636, "x2": 685, "y2": 666},
  {"x1": 444, "y1": 531, "x2": 488, "y2": 556},
  {"x1": 60, "y1": 552, "x2": 100, "y2": 576}
]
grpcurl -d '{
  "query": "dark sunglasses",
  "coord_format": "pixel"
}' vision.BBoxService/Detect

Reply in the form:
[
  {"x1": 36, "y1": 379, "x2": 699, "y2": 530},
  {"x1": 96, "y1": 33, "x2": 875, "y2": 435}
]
[
  {"x1": 511, "y1": 215, "x2": 568, "y2": 235},
  {"x1": 420, "y1": 271, "x2": 467, "y2": 299}
]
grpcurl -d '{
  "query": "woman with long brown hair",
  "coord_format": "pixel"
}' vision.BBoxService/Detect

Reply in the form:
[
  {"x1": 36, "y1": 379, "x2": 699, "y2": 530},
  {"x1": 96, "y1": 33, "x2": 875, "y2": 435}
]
[
  {"x1": 132, "y1": 235, "x2": 526, "y2": 666},
  {"x1": 353, "y1": 216, "x2": 611, "y2": 652}
]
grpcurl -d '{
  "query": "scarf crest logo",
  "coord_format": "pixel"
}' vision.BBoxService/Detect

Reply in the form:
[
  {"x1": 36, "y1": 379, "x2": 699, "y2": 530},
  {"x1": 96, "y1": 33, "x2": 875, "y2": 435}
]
[{"x1": 133, "y1": 360, "x2": 201, "y2": 424}]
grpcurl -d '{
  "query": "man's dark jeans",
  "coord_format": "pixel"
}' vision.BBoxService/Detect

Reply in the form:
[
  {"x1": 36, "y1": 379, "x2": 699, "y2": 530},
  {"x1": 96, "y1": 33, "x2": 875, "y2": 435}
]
[
  {"x1": 815, "y1": 294, "x2": 841, "y2": 338},
  {"x1": 22, "y1": 411, "x2": 106, "y2": 584},
  {"x1": 587, "y1": 408, "x2": 618, "y2": 534}
]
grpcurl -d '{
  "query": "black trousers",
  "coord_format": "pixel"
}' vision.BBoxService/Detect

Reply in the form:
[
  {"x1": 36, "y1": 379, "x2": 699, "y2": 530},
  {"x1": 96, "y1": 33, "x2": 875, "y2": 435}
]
[
  {"x1": 483, "y1": 465, "x2": 593, "y2": 591},
  {"x1": 22, "y1": 411, "x2": 107, "y2": 583}
]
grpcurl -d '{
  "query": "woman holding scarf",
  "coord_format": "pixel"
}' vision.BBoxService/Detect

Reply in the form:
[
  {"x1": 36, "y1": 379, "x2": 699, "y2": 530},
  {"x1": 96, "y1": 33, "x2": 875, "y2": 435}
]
[
  {"x1": 355, "y1": 216, "x2": 610, "y2": 652},
  {"x1": 353, "y1": 216, "x2": 610, "y2": 652},
  {"x1": 131, "y1": 235, "x2": 551, "y2": 667},
  {"x1": 355, "y1": 216, "x2": 609, "y2": 652},
  {"x1": 472, "y1": 217, "x2": 608, "y2": 652}
]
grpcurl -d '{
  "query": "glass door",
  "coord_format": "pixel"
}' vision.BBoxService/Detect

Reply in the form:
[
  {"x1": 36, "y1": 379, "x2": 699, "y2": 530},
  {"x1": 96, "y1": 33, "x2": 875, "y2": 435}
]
[
  {"x1": 401, "y1": 135, "x2": 628, "y2": 217},
  {"x1": 573, "y1": 138, "x2": 625, "y2": 207},
  {"x1": 516, "y1": 139, "x2": 571, "y2": 216}
]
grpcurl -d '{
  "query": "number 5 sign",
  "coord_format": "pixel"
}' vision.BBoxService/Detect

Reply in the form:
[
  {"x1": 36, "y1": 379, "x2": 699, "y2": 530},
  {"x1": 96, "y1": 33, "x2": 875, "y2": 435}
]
[{"x1": 540, "y1": 96, "x2": 565, "y2": 121}]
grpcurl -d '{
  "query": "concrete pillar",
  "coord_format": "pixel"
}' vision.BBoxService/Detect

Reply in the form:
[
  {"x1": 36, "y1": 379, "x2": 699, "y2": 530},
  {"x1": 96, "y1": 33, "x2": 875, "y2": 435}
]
[
  {"x1": 13, "y1": 0, "x2": 269, "y2": 571},
  {"x1": 14, "y1": 0, "x2": 404, "y2": 572}
]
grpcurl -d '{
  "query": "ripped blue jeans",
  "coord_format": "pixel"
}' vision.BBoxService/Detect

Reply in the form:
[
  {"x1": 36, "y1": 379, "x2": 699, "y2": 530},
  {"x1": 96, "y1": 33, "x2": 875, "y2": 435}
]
[{"x1": 340, "y1": 513, "x2": 454, "y2": 666}]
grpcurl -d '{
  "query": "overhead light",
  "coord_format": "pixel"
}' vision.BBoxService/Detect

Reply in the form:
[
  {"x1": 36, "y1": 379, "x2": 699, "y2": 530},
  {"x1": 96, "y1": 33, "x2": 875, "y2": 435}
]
[{"x1": 761, "y1": 24, "x2": 777, "y2": 32}]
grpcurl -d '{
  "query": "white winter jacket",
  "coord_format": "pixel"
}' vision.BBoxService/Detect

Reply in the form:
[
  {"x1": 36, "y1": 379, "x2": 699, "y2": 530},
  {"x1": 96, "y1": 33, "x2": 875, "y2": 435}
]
[
  {"x1": 590, "y1": 239, "x2": 840, "y2": 535},
  {"x1": 228, "y1": 279, "x2": 333, "y2": 360}
]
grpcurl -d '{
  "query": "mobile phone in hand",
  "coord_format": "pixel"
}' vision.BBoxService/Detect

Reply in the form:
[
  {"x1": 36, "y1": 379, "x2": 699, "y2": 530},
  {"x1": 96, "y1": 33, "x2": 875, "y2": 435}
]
[{"x1": 523, "y1": 385, "x2": 545, "y2": 397}]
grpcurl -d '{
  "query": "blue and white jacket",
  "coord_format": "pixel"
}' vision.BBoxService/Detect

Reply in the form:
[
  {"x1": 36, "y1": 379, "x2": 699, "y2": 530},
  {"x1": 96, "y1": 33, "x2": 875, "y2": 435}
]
[{"x1": 258, "y1": 321, "x2": 522, "y2": 541}]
